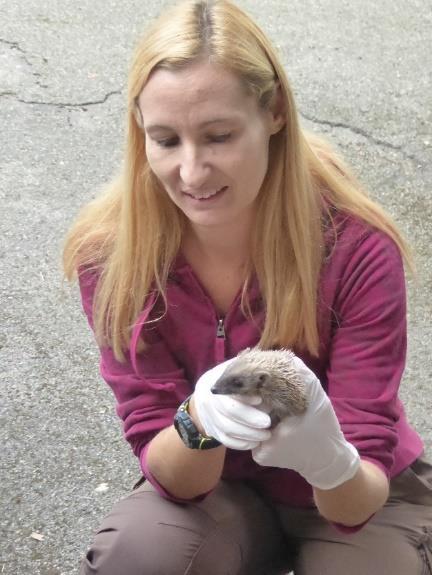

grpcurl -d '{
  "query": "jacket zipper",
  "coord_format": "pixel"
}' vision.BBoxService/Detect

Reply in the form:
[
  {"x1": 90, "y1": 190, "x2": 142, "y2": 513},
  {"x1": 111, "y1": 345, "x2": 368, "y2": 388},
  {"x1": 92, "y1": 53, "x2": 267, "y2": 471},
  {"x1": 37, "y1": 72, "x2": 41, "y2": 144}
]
[{"x1": 215, "y1": 317, "x2": 226, "y2": 363}]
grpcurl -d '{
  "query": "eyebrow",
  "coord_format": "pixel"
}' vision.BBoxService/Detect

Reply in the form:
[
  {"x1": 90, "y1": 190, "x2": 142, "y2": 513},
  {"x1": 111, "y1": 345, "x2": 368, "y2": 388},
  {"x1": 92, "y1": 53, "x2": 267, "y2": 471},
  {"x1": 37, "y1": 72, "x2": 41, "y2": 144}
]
[{"x1": 145, "y1": 118, "x2": 238, "y2": 133}]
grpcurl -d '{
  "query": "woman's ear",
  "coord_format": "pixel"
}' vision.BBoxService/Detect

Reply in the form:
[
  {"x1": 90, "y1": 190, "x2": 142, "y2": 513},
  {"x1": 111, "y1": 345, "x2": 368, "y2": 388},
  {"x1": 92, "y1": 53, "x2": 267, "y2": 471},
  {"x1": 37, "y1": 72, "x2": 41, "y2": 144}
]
[{"x1": 268, "y1": 82, "x2": 286, "y2": 135}]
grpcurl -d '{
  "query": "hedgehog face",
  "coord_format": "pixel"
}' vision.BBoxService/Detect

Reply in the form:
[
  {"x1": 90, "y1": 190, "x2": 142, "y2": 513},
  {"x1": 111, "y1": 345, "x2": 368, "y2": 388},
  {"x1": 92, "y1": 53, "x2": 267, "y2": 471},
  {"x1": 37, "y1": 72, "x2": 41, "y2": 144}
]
[
  {"x1": 211, "y1": 375, "x2": 246, "y2": 395},
  {"x1": 211, "y1": 371, "x2": 271, "y2": 396}
]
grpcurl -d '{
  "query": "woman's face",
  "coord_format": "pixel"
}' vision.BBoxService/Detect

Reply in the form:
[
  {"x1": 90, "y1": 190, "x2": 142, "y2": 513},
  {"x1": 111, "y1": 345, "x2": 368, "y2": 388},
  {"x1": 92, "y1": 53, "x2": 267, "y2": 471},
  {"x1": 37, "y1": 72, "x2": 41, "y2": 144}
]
[{"x1": 138, "y1": 61, "x2": 283, "y2": 232}]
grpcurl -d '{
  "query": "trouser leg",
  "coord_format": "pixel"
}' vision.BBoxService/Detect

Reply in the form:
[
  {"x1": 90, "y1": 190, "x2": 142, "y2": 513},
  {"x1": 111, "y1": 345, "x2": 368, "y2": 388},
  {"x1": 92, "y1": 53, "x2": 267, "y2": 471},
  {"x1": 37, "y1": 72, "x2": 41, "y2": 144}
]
[
  {"x1": 80, "y1": 480, "x2": 293, "y2": 575},
  {"x1": 277, "y1": 457, "x2": 432, "y2": 575}
]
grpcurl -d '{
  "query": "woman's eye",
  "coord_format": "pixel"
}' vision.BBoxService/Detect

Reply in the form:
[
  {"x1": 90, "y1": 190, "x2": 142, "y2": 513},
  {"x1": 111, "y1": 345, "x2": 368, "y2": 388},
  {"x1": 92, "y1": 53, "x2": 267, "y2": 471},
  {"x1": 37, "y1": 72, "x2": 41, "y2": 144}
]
[
  {"x1": 209, "y1": 133, "x2": 231, "y2": 143},
  {"x1": 153, "y1": 133, "x2": 231, "y2": 148},
  {"x1": 155, "y1": 137, "x2": 179, "y2": 148}
]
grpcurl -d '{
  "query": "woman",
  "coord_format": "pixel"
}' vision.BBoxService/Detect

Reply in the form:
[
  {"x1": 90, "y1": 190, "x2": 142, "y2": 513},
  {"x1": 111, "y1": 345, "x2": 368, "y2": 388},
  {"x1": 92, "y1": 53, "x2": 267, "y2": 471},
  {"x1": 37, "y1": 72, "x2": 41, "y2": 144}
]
[{"x1": 64, "y1": 0, "x2": 432, "y2": 573}]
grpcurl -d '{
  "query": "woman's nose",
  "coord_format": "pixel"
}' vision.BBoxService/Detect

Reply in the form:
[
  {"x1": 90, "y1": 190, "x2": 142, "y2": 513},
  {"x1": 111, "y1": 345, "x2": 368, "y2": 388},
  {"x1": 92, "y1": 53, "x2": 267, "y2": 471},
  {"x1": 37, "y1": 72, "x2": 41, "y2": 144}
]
[{"x1": 179, "y1": 147, "x2": 210, "y2": 188}]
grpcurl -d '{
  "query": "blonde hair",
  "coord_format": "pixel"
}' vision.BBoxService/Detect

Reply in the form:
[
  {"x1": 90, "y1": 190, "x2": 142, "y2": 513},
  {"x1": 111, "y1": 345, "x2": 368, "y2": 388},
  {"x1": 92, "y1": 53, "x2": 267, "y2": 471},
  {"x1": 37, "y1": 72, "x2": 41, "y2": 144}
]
[{"x1": 63, "y1": 0, "x2": 412, "y2": 361}]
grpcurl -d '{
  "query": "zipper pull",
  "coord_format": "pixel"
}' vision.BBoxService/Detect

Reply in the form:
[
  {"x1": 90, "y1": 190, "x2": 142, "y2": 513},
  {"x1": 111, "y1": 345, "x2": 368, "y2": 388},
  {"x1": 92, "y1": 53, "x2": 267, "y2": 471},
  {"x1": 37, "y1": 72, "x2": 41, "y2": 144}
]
[
  {"x1": 215, "y1": 317, "x2": 226, "y2": 363},
  {"x1": 216, "y1": 317, "x2": 225, "y2": 338}
]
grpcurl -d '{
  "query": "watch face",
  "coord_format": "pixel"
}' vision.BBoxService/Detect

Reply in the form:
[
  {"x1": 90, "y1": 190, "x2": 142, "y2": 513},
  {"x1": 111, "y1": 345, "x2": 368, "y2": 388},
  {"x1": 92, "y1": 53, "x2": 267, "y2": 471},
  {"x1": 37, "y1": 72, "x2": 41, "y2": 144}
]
[
  {"x1": 174, "y1": 411, "x2": 196, "y2": 448},
  {"x1": 174, "y1": 401, "x2": 221, "y2": 450}
]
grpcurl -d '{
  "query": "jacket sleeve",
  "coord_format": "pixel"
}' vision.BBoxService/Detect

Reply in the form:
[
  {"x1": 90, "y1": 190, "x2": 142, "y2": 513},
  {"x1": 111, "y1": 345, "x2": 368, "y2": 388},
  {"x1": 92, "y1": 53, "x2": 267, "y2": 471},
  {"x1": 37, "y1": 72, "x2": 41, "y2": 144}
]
[
  {"x1": 77, "y1": 267, "x2": 193, "y2": 492},
  {"x1": 326, "y1": 228, "x2": 407, "y2": 478}
]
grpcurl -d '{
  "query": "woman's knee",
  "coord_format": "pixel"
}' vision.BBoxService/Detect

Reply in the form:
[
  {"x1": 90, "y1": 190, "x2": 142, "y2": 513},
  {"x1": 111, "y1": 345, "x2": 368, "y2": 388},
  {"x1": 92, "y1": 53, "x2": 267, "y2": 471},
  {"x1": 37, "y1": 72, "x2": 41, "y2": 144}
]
[
  {"x1": 80, "y1": 484, "x2": 242, "y2": 575},
  {"x1": 278, "y1": 499, "x2": 432, "y2": 575},
  {"x1": 294, "y1": 535, "x2": 427, "y2": 575}
]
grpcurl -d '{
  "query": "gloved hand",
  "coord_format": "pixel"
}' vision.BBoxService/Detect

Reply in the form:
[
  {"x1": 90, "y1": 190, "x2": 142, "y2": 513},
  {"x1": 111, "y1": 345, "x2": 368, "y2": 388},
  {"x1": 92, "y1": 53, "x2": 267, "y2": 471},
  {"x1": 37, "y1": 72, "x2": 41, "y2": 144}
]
[
  {"x1": 252, "y1": 355, "x2": 360, "y2": 490},
  {"x1": 192, "y1": 358, "x2": 272, "y2": 450}
]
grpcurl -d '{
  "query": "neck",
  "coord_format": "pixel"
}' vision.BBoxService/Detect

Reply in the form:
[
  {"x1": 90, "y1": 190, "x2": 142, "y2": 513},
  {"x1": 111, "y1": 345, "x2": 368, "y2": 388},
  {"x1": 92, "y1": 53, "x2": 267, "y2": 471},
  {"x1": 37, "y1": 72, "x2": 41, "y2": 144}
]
[{"x1": 183, "y1": 216, "x2": 253, "y2": 268}]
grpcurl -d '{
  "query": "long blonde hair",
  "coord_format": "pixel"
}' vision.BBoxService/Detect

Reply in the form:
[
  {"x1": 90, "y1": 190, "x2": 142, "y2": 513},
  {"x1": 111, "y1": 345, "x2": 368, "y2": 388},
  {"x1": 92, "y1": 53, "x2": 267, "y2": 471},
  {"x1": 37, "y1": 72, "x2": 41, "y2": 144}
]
[{"x1": 63, "y1": 0, "x2": 411, "y2": 361}]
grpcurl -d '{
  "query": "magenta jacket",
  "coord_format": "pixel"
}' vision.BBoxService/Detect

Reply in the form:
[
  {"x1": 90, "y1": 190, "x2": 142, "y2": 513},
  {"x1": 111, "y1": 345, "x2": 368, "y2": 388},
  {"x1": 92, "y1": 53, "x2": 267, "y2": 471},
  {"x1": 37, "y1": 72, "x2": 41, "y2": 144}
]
[{"x1": 78, "y1": 214, "x2": 423, "y2": 507}]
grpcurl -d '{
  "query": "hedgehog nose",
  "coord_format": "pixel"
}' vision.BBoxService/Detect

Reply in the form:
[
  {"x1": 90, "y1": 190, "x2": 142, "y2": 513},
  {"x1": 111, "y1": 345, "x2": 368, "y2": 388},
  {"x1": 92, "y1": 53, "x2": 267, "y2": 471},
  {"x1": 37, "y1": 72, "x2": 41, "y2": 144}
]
[{"x1": 210, "y1": 386, "x2": 222, "y2": 394}]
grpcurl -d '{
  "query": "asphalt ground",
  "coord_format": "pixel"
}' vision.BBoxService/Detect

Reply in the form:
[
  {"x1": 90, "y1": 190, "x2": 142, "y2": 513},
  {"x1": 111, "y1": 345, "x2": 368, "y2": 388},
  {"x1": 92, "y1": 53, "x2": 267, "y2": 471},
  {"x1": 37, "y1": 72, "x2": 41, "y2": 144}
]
[{"x1": 0, "y1": 1, "x2": 431, "y2": 573}]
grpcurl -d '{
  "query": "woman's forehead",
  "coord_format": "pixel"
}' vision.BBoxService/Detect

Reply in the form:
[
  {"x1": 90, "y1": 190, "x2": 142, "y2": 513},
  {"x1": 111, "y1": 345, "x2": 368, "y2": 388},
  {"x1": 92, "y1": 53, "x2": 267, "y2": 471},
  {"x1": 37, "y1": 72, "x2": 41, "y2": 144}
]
[{"x1": 137, "y1": 61, "x2": 258, "y2": 126}]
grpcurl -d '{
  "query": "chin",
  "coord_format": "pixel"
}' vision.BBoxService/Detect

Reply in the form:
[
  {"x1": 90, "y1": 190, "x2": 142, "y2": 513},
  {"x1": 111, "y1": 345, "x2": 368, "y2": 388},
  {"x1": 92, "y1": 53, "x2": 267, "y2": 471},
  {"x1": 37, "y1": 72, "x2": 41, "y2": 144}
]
[{"x1": 187, "y1": 215, "x2": 228, "y2": 228}]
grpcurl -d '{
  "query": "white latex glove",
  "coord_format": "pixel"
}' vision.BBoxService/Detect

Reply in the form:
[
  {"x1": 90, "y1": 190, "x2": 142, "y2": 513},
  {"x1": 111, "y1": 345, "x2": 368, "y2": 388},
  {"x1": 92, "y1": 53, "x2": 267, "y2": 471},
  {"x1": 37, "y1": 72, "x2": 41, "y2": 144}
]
[
  {"x1": 193, "y1": 359, "x2": 272, "y2": 450},
  {"x1": 252, "y1": 356, "x2": 360, "y2": 490}
]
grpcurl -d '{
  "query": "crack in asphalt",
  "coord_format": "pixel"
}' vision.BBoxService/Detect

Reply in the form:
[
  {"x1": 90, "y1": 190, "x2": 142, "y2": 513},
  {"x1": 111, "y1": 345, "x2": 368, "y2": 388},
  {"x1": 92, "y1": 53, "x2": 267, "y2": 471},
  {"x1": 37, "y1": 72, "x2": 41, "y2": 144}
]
[
  {"x1": 300, "y1": 111, "x2": 422, "y2": 165},
  {"x1": 0, "y1": 89, "x2": 122, "y2": 109},
  {"x1": 0, "y1": 38, "x2": 26, "y2": 54},
  {"x1": 0, "y1": 37, "x2": 48, "y2": 89}
]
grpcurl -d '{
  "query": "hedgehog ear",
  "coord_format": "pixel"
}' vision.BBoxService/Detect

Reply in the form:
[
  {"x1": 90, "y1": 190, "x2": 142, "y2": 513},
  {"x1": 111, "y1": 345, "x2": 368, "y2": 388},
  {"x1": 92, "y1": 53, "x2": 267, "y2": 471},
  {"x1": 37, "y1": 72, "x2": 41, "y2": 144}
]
[{"x1": 257, "y1": 373, "x2": 267, "y2": 388}]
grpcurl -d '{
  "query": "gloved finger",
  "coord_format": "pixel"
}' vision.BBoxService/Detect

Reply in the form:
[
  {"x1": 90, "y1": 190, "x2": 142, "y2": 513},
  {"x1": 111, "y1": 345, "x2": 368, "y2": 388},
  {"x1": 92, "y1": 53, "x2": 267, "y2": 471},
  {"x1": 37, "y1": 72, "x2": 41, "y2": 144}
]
[
  {"x1": 268, "y1": 415, "x2": 305, "y2": 439},
  {"x1": 291, "y1": 357, "x2": 322, "y2": 391},
  {"x1": 251, "y1": 445, "x2": 266, "y2": 464},
  {"x1": 214, "y1": 396, "x2": 271, "y2": 428},
  {"x1": 251, "y1": 442, "x2": 293, "y2": 465},
  {"x1": 211, "y1": 413, "x2": 272, "y2": 442},
  {"x1": 231, "y1": 394, "x2": 263, "y2": 406}
]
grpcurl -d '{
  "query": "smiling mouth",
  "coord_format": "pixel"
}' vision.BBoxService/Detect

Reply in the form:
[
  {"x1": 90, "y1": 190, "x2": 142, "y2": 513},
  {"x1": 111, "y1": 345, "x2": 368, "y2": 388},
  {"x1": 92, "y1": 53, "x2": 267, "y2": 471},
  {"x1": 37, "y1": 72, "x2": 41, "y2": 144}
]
[{"x1": 183, "y1": 186, "x2": 227, "y2": 201}]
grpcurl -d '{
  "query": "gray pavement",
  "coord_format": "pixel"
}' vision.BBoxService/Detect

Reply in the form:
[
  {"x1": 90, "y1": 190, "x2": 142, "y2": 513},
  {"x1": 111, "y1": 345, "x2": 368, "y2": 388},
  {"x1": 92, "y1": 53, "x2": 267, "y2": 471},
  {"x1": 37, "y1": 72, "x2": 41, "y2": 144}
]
[{"x1": 1, "y1": 1, "x2": 431, "y2": 573}]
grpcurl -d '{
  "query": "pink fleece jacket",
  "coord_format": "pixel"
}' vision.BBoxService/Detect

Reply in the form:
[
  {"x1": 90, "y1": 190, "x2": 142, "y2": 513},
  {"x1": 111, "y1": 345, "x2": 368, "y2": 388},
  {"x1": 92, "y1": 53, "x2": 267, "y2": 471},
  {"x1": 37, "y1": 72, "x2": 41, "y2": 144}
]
[{"x1": 78, "y1": 213, "x2": 423, "y2": 508}]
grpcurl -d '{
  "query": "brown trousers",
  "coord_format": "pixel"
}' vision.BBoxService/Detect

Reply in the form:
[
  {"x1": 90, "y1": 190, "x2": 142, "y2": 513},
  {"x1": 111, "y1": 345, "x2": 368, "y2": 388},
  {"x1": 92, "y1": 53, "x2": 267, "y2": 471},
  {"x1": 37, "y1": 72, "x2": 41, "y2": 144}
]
[{"x1": 80, "y1": 458, "x2": 432, "y2": 575}]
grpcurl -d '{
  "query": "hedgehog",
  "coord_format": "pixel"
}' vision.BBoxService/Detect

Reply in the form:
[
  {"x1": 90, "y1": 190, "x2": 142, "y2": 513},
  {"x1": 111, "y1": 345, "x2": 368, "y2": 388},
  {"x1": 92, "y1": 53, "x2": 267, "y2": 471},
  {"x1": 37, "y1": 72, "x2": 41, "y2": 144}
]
[{"x1": 211, "y1": 347, "x2": 308, "y2": 427}]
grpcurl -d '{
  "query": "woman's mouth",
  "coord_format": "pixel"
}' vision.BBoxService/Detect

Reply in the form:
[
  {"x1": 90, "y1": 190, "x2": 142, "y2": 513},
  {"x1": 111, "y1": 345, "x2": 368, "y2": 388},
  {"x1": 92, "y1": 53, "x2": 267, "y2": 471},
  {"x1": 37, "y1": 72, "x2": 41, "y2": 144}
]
[{"x1": 183, "y1": 186, "x2": 228, "y2": 201}]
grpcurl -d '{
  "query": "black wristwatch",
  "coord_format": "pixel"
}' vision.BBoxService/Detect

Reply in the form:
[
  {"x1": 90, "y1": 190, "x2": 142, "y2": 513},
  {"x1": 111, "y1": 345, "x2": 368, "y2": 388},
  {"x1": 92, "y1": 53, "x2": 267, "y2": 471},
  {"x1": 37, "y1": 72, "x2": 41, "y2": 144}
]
[{"x1": 174, "y1": 396, "x2": 221, "y2": 450}]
